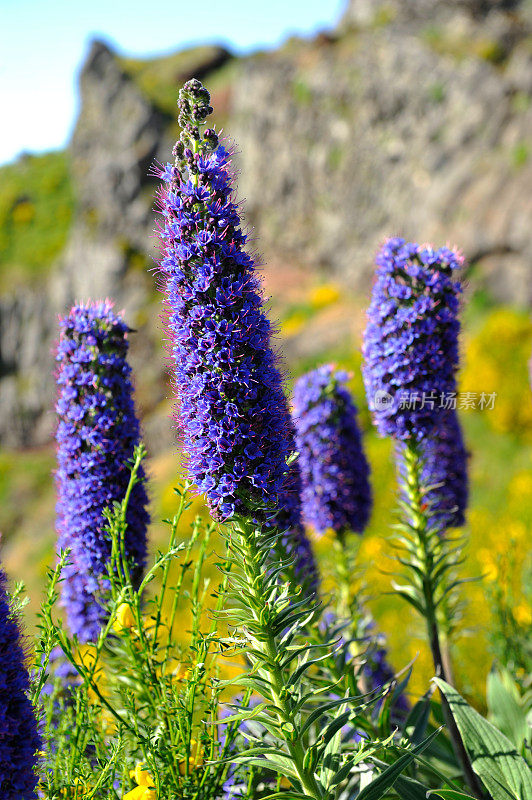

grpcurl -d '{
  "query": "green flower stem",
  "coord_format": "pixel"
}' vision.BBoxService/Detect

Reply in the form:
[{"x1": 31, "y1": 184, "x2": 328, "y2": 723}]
[
  {"x1": 401, "y1": 443, "x2": 451, "y2": 681},
  {"x1": 229, "y1": 518, "x2": 325, "y2": 800},
  {"x1": 402, "y1": 442, "x2": 485, "y2": 800}
]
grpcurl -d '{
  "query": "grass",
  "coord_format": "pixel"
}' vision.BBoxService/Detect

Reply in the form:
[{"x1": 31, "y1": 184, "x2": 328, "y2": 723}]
[{"x1": 0, "y1": 151, "x2": 74, "y2": 290}]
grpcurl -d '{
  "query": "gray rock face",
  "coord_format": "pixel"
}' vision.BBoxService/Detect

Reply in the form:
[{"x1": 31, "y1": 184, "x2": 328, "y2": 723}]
[
  {"x1": 0, "y1": 290, "x2": 55, "y2": 446},
  {"x1": 230, "y1": 0, "x2": 532, "y2": 298},
  {"x1": 1, "y1": 0, "x2": 532, "y2": 447},
  {"x1": 56, "y1": 39, "x2": 169, "y2": 305},
  {"x1": 0, "y1": 41, "x2": 172, "y2": 446}
]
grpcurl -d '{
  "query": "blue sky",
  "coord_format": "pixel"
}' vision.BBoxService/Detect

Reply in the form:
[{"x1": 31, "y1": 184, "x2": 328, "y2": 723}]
[{"x1": 0, "y1": 0, "x2": 344, "y2": 165}]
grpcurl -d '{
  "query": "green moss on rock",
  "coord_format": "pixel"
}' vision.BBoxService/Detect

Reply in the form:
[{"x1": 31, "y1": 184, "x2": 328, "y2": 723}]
[{"x1": 0, "y1": 150, "x2": 73, "y2": 289}]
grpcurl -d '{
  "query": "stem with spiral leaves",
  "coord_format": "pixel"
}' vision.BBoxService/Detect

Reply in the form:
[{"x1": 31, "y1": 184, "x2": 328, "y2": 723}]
[
  {"x1": 224, "y1": 517, "x2": 326, "y2": 800},
  {"x1": 400, "y1": 442, "x2": 485, "y2": 800}
]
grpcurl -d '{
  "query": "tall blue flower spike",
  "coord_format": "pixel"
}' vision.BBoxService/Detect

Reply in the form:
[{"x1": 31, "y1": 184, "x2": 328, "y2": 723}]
[
  {"x1": 0, "y1": 567, "x2": 41, "y2": 798},
  {"x1": 154, "y1": 79, "x2": 292, "y2": 522},
  {"x1": 363, "y1": 237, "x2": 462, "y2": 442},
  {"x1": 55, "y1": 301, "x2": 149, "y2": 641}
]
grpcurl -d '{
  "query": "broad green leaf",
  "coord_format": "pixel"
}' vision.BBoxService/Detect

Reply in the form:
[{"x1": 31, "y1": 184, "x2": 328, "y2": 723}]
[
  {"x1": 300, "y1": 695, "x2": 363, "y2": 737},
  {"x1": 487, "y1": 669, "x2": 529, "y2": 751},
  {"x1": 317, "y1": 710, "x2": 352, "y2": 752},
  {"x1": 427, "y1": 790, "x2": 477, "y2": 799},
  {"x1": 234, "y1": 756, "x2": 295, "y2": 780},
  {"x1": 434, "y1": 678, "x2": 532, "y2": 800}
]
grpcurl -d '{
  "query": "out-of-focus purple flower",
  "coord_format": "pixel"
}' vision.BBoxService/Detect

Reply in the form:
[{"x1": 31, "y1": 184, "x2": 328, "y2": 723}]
[
  {"x1": 362, "y1": 635, "x2": 410, "y2": 719},
  {"x1": 154, "y1": 79, "x2": 291, "y2": 522},
  {"x1": 362, "y1": 237, "x2": 463, "y2": 441},
  {"x1": 275, "y1": 454, "x2": 320, "y2": 595},
  {"x1": 0, "y1": 567, "x2": 41, "y2": 798},
  {"x1": 55, "y1": 301, "x2": 149, "y2": 642},
  {"x1": 421, "y1": 409, "x2": 469, "y2": 529},
  {"x1": 292, "y1": 365, "x2": 372, "y2": 536},
  {"x1": 320, "y1": 610, "x2": 409, "y2": 723}
]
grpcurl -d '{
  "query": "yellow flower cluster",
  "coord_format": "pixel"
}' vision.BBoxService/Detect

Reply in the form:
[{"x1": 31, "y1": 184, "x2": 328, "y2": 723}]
[
  {"x1": 309, "y1": 283, "x2": 341, "y2": 309},
  {"x1": 122, "y1": 742, "x2": 203, "y2": 799},
  {"x1": 461, "y1": 308, "x2": 532, "y2": 438},
  {"x1": 113, "y1": 602, "x2": 137, "y2": 634},
  {"x1": 124, "y1": 766, "x2": 156, "y2": 800}
]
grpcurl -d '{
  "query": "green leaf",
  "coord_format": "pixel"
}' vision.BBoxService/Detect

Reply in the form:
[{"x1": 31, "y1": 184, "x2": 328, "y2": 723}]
[
  {"x1": 487, "y1": 668, "x2": 529, "y2": 751},
  {"x1": 299, "y1": 695, "x2": 363, "y2": 737},
  {"x1": 357, "y1": 727, "x2": 442, "y2": 800},
  {"x1": 427, "y1": 790, "x2": 477, "y2": 799},
  {"x1": 393, "y1": 774, "x2": 431, "y2": 800},
  {"x1": 321, "y1": 703, "x2": 346, "y2": 790},
  {"x1": 317, "y1": 710, "x2": 352, "y2": 752},
  {"x1": 404, "y1": 693, "x2": 432, "y2": 746},
  {"x1": 234, "y1": 756, "x2": 295, "y2": 780},
  {"x1": 434, "y1": 678, "x2": 532, "y2": 800}
]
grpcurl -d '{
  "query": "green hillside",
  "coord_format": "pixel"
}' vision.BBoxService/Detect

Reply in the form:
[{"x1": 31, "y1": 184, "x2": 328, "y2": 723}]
[{"x1": 0, "y1": 150, "x2": 73, "y2": 290}]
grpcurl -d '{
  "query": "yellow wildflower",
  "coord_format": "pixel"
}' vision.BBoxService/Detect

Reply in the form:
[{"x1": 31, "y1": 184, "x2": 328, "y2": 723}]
[
  {"x1": 123, "y1": 788, "x2": 156, "y2": 800},
  {"x1": 514, "y1": 602, "x2": 532, "y2": 627},
  {"x1": 477, "y1": 548, "x2": 498, "y2": 582},
  {"x1": 124, "y1": 765, "x2": 156, "y2": 800},
  {"x1": 281, "y1": 311, "x2": 306, "y2": 337},
  {"x1": 113, "y1": 603, "x2": 136, "y2": 634},
  {"x1": 160, "y1": 658, "x2": 191, "y2": 683},
  {"x1": 309, "y1": 283, "x2": 341, "y2": 309},
  {"x1": 362, "y1": 536, "x2": 383, "y2": 559}
]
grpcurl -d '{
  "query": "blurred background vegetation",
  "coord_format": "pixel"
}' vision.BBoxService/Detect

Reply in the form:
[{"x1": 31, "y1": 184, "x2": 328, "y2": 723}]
[{"x1": 1, "y1": 279, "x2": 530, "y2": 707}]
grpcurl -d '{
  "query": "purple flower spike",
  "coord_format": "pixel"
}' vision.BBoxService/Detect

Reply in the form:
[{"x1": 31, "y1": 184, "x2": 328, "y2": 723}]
[
  {"x1": 362, "y1": 635, "x2": 410, "y2": 719},
  {"x1": 154, "y1": 79, "x2": 291, "y2": 520},
  {"x1": 292, "y1": 365, "x2": 372, "y2": 536},
  {"x1": 273, "y1": 420, "x2": 320, "y2": 594},
  {"x1": 362, "y1": 237, "x2": 463, "y2": 441},
  {"x1": 55, "y1": 301, "x2": 149, "y2": 641},
  {"x1": 421, "y1": 409, "x2": 469, "y2": 529},
  {"x1": 0, "y1": 568, "x2": 41, "y2": 798}
]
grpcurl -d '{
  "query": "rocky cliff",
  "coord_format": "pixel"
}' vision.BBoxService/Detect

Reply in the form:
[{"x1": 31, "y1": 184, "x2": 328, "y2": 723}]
[{"x1": 1, "y1": 0, "x2": 531, "y2": 448}]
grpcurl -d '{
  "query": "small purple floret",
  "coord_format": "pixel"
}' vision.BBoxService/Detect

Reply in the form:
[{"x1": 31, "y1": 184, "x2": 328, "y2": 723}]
[
  {"x1": 292, "y1": 365, "x2": 372, "y2": 536},
  {"x1": 55, "y1": 301, "x2": 149, "y2": 641}
]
